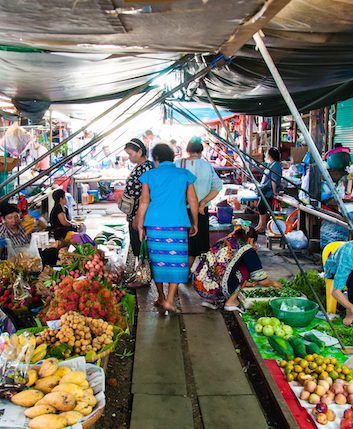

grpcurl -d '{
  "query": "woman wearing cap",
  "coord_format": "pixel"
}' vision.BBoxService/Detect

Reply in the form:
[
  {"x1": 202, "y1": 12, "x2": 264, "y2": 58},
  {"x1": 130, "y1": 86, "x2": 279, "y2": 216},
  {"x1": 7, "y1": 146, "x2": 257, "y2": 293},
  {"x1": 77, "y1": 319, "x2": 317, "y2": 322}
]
[
  {"x1": 175, "y1": 137, "x2": 223, "y2": 271},
  {"x1": 136, "y1": 144, "x2": 199, "y2": 313},
  {"x1": 123, "y1": 138, "x2": 153, "y2": 262}
]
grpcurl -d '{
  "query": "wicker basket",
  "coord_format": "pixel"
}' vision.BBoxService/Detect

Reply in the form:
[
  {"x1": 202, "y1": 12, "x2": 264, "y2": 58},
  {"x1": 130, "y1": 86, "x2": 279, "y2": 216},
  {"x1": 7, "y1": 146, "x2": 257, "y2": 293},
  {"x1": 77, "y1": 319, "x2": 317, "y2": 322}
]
[{"x1": 83, "y1": 406, "x2": 105, "y2": 429}]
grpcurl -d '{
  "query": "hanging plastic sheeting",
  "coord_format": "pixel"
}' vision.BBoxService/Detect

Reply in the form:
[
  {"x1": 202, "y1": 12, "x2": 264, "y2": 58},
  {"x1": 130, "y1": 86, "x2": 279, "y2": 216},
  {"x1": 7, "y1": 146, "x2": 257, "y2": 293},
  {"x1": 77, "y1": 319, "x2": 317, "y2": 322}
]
[
  {"x1": 12, "y1": 100, "x2": 51, "y2": 123},
  {"x1": 190, "y1": 0, "x2": 353, "y2": 115},
  {"x1": 1, "y1": 123, "x2": 33, "y2": 157},
  {"x1": 190, "y1": 47, "x2": 353, "y2": 115},
  {"x1": 0, "y1": 0, "x2": 262, "y2": 55}
]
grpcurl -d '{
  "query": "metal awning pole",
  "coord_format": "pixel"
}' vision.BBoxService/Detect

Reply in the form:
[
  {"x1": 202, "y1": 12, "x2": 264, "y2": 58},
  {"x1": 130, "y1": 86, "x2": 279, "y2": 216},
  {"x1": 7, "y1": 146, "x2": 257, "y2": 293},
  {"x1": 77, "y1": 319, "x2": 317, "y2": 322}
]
[{"x1": 253, "y1": 32, "x2": 353, "y2": 231}]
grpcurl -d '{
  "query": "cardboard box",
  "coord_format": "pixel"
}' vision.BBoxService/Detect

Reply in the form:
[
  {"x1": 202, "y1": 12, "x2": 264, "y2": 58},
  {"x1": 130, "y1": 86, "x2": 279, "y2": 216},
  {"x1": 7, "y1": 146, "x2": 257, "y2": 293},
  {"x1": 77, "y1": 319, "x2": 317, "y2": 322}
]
[
  {"x1": 0, "y1": 156, "x2": 19, "y2": 172},
  {"x1": 291, "y1": 146, "x2": 308, "y2": 164}
]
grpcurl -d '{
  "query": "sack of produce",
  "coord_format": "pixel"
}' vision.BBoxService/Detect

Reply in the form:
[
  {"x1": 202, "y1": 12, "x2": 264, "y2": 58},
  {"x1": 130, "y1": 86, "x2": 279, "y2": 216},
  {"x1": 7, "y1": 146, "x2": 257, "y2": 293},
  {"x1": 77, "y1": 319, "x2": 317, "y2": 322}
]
[
  {"x1": 285, "y1": 230, "x2": 308, "y2": 250},
  {"x1": 6, "y1": 236, "x2": 42, "y2": 273}
]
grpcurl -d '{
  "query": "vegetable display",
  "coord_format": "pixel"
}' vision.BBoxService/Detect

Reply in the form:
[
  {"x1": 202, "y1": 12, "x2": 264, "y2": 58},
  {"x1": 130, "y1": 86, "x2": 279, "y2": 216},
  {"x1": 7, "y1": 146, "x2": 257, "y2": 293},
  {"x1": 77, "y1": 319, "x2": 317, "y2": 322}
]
[
  {"x1": 283, "y1": 271, "x2": 326, "y2": 308},
  {"x1": 316, "y1": 324, "x2": 353, "y2": 347},
  {"x1": 246, "y1": 301, "x2": 273, "y2": 318},
  {"x1": 242, "y1": 287, "x2": 301, "y2": 298}
]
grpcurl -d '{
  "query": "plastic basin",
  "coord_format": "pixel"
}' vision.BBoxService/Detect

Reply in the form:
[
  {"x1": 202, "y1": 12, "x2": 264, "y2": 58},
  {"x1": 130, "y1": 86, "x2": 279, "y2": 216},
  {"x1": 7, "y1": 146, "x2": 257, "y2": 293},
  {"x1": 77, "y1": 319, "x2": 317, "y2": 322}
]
[{"x1": 269, "y1": 298, "x2": 318, "y2": 327}]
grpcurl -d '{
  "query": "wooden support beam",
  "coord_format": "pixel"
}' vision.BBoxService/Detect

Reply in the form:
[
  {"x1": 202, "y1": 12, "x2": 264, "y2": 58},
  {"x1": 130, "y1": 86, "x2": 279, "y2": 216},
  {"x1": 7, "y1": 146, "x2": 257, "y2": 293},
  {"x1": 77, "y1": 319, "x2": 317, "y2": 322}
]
[{"x1": 220, "y1": 0, "x2": 292, "y2": 57}]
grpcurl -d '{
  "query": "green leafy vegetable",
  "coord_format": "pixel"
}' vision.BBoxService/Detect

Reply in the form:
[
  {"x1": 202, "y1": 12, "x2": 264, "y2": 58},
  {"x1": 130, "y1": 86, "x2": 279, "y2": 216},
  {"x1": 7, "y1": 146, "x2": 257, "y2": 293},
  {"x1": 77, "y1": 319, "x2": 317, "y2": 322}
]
[
  {"x1": 247, "y1": 301, "x2": 273, "y2": 318},
  {"x1": 288, "y1": 271, "x2": 325, "y2": 308},
  {"x1": 315, "y1": 322, "x2": 353, "y2": 346},
  {"x1": 243, "y1": 287, "x2": 301, "y2": 298}
]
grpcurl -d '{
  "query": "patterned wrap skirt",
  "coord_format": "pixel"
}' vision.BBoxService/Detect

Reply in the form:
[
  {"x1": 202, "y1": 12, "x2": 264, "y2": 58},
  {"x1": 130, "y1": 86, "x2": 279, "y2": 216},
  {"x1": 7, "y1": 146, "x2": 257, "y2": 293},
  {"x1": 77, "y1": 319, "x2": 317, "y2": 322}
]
[{"x1": 146, "y1": 226, "x2": 189, "y2": 283}]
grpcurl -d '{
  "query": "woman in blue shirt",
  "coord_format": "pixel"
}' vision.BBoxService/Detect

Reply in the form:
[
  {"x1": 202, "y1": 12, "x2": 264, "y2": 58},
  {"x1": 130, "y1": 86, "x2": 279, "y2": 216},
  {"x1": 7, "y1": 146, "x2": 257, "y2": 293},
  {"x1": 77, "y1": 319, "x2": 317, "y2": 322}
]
[
  {"x1": 137, "y1": 144, "x2": 199, "y2": 313},
  {"x1": 255, "y1": 148, "x2": 282, "y2": 232},
  {"x1": 325, "y1": 241, "x2": 353, "y2": 326}
]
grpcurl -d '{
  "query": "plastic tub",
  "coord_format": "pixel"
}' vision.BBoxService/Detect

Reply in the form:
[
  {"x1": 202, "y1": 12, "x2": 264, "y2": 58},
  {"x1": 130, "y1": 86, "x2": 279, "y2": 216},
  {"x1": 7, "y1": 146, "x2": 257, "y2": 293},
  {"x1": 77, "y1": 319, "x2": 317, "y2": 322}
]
[{"x1": 269, "y1": 298, "x2": 318, "y2": 327}]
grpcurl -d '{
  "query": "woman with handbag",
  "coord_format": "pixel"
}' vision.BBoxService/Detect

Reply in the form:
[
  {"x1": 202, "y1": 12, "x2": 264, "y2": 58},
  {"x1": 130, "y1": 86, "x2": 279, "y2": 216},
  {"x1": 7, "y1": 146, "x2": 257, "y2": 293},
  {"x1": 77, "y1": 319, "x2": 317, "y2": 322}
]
[
  {"x1": 120, "y1": 138, "x2": 153, "y2": 260},
  {"x1": 136, "y1": 143, "x2": 199, "y2": 313}
]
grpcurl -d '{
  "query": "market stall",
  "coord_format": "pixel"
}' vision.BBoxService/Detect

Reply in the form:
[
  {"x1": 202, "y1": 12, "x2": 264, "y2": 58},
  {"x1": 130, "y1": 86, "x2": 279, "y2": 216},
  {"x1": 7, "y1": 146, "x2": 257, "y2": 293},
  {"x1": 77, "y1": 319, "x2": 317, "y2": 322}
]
[
  {"x1": 0, "y1": 235, "x2": 133, "y2": 429},
  {"x1": 232, "y1": 269, "x2": 353, "y2": 429}
]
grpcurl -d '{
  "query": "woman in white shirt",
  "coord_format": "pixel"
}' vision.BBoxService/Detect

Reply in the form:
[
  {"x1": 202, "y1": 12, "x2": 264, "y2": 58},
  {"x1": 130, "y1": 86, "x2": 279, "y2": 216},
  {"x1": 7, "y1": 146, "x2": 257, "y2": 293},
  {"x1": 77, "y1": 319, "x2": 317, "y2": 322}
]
[{"x1": 176, "y1": 136, "x2": 223, "y2": 271}]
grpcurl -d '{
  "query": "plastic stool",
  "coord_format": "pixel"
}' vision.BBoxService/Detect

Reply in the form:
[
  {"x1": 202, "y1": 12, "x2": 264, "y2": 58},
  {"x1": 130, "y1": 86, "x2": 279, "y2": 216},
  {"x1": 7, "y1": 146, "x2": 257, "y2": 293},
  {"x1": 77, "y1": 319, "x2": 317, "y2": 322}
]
[{"x1": 322, "y1": 241, "x2": 346, "y2": 314}]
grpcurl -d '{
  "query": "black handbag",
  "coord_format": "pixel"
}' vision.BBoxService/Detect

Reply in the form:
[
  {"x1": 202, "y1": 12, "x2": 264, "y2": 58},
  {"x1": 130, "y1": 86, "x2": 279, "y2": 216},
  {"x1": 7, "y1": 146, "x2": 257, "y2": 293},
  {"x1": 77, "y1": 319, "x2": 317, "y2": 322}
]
[{"x1": 118, "y1": 192, "x2": 135, "y2": 215}]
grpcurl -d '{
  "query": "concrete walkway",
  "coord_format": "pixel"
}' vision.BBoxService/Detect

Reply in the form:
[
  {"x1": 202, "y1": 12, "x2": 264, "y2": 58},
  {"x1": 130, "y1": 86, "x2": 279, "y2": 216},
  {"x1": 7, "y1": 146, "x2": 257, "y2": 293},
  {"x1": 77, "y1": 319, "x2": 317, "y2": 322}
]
[{"x1": 130, "y1": 284, "x2": 268, "y2": 429}]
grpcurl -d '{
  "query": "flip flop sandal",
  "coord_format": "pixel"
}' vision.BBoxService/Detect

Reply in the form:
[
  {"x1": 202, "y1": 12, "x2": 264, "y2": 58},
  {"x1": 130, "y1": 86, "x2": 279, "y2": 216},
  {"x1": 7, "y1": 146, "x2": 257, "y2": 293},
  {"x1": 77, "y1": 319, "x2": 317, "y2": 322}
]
[
  {"x1": 162, "y1": 304, "x2": 181, "y2": 314},
  {"x1": 223, "y1": 305, "x2": 245, "y2": 313},
  {"x1": 201, "y1": 301, "x2": 218, "y2": 310}
]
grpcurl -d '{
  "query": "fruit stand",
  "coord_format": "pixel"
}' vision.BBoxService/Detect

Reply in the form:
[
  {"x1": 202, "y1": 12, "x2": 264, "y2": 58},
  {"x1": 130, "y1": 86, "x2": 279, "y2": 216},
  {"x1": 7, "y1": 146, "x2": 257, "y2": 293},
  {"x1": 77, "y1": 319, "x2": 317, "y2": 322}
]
[
  {"x1": 233, "y1": 271, "x2": 353, "y2": 429},
  {"x1": 0, "y1": 239, "x2": 134, "y2": 429}
]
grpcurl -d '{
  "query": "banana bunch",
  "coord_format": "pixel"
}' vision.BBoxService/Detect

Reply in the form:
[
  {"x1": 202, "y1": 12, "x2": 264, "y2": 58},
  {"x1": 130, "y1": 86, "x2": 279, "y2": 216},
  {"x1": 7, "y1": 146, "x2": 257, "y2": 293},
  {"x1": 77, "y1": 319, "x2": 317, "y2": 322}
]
[
  {"x1": 31, "y1": 344, "x2": 48, "y2": 364},
  {"x1": 22, "y1": 215, "x2": 36, "y2": 234}
]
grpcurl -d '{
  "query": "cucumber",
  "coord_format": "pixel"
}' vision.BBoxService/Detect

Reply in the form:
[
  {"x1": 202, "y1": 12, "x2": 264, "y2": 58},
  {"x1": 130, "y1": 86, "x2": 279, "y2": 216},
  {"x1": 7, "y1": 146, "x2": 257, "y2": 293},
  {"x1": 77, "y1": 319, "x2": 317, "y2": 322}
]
[
  {"x1": 268, "y1": 335, "x2": 295, "y2": 361},
  {"x1": 303, "y1": 333, "x2": 325, "y2": 350},
  {"x1": 288, "y1": 336, "x2": 307, "y2": 358},
  {"x1": 305, "y1": 341, "x2": 321, "y2": 355}
]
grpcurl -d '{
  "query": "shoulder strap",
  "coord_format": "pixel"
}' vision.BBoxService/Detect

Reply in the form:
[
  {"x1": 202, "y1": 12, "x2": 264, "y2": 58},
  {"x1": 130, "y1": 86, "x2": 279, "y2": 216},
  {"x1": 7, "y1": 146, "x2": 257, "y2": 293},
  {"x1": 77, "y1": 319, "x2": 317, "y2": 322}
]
[{"x1": 180, "y1": 158, "x2": 186, "y2": 169}]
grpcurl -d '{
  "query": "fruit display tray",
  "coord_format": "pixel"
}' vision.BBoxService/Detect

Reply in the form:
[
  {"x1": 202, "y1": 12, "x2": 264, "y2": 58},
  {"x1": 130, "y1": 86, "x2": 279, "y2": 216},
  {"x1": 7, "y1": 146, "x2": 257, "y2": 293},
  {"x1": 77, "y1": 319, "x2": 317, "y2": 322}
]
[{"x1": 290, "y1": 381, "x2": 350, "y2": 429}]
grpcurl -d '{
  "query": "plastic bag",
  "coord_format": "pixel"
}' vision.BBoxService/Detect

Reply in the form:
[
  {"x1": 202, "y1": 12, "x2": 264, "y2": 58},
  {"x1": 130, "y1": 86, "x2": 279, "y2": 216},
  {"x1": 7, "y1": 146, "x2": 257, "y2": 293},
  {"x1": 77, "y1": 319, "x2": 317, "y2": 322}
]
[
  {"x1": 285, "y1": 230, "x2": 308, "y2": 249},
  {"x1": 12, "y1": 274, "x2": 31, "y2": 302},
  {"x1": 0, "y1": 309, "x2": 16, "y2": 335},
  {"x1": 0, "y1": 332, "x2": 35, "y2": 397},
  {"x1": 320, "y1": 220, "x2": 348, "y2": 249},
  {"x1": 106, "y1": 254, "x2": 125, "y2": 284},
  {"x1": 321, "y1": 182, "x2": 332, "y2": 201},
  {"x1": 298, "y1": 171, "x2": 310, "y2": 204},
  {"x1": 6, "y1": 236, "x2": 42, "y2": 272},
  {"x1": 2, "y1": 122, "x2": 32, "y2": 157}
]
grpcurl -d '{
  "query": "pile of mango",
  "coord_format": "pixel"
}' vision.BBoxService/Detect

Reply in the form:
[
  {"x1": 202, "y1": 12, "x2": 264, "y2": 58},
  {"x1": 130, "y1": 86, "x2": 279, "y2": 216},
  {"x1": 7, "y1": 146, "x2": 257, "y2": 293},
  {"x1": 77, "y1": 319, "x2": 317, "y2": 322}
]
[{"x1": 11, "y1": 358, "x2": 96, "y2": 429}]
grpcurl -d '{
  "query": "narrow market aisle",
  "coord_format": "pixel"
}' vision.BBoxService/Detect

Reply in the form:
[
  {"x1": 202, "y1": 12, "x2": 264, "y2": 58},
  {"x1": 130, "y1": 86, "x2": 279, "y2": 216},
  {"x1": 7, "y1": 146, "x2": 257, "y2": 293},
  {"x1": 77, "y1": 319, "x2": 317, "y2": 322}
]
[{"x1": 130, "y1": 284, "x2": 268, "y2": 429}]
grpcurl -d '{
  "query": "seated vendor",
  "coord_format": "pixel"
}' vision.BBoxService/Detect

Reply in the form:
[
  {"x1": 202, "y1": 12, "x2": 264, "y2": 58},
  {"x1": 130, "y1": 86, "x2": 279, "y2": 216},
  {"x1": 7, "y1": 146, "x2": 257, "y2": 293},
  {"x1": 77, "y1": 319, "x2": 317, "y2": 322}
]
[
  {"x1": 324, "y1": 241, "x2": 353, "y2": 326},
  {"x1": 49, "y1": 189, "x2": 80, "y2": 240},
  {"x1": 0, "y1": 202, "x2": 58, "y2": 267}
]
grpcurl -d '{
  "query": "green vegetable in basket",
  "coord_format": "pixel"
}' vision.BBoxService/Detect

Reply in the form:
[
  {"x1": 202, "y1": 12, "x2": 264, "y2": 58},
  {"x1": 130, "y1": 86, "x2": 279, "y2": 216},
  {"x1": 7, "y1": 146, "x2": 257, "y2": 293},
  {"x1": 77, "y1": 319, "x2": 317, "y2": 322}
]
[
  {"x1": 303, "y1": 333, "x2": 325, "y2": 350},
  {"x1": 288, "y1": 336, "x2": 307, "y2": 358}
]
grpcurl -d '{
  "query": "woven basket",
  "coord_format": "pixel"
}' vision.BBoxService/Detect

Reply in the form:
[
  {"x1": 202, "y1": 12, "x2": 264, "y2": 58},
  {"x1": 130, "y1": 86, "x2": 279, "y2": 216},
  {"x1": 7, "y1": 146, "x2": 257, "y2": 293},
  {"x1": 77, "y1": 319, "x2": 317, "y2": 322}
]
[{"x1": 83, "y1": 406, "x2": 105, "y2": 429}]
